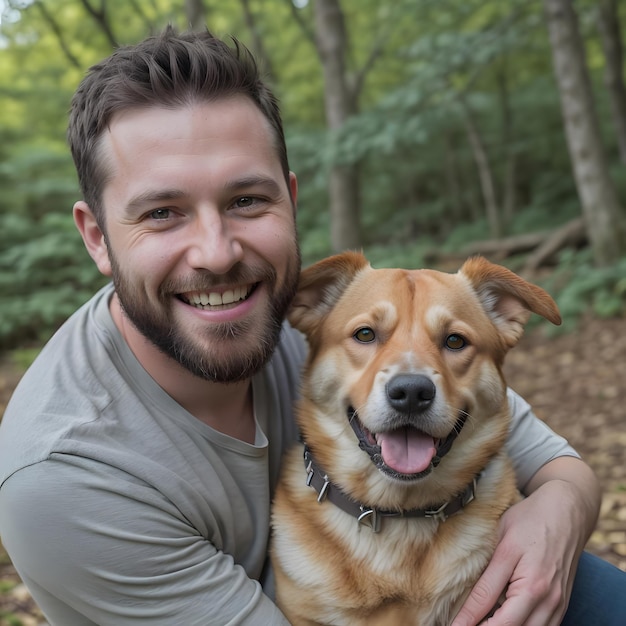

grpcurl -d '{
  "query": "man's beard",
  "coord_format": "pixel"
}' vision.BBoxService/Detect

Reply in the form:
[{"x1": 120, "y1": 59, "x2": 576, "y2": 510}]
[{"x1": 108, "y1": 245, "x2": 301, "y2": 383}]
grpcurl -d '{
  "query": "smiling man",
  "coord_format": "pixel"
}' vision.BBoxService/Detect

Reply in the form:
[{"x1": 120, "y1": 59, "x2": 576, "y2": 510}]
[
  {"x1": 75, "y1": 99, "x2": 301, "y2": 438},
  {"x1": 0, "y1": 26, "x2": 624, "y2": 626},
  {"x1": 0, "y1": 29, "x2": 305, "y2": 624}
]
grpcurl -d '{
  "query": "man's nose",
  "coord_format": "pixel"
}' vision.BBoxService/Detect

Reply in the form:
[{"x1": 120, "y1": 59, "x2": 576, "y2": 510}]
[{"x1": 185, "y1": 210, "x2": 245, "y2": 274}]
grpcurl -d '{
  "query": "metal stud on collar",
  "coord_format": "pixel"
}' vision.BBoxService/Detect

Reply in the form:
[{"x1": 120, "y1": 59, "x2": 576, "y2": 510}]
[{"x1": 357, "y1": 507, "x2": 381, "y2": 533}]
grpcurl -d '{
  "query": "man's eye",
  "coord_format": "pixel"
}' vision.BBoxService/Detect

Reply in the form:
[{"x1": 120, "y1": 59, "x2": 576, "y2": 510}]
[
  {"x1": 234, "y1": 196, "x2": 265, "y2": 210},
  {"x1": 235, "y1": 197, "x2": 256, "y2": 208},
  {"x1": 149, "y1": 208, "x2": 171, "y2": 220}
]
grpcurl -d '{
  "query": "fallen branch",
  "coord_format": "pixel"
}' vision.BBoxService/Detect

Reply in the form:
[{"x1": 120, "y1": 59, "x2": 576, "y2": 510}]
[
  {"x1": 523, "y1": 217, "x2": 586, "y2": 272},
  {"x1": 424, "y1": 218, "x2": 588, "y2": 271},
  {"x1": 460, "y1": 231, "x2": 549, "y2": 259}
]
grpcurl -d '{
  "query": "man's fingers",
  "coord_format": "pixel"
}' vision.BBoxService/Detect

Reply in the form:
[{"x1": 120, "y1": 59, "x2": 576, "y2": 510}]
[
  {"x1": 450, "y1": 561, "x2": 511, "y2": 626},
  {"x1": 484, "y1": 574, "x2": 566, "y2": 626},
  {"x1": 483, "y1": 590, "x2": 562, "y2": 626}
]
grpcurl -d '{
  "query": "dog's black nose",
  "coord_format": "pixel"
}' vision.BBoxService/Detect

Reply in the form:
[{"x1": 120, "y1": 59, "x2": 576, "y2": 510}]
[{"x1": 386, "y1": 374, "x2": 436, "y2": 414}]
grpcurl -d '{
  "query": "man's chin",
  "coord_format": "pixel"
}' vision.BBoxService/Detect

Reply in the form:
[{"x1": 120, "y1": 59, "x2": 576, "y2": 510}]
[
  {"x1": 156, "y1": 317, "x2": 281, "y2": 383},
  {"x1": 170, "y1": 343, "x2": 274, "y2": 383}
]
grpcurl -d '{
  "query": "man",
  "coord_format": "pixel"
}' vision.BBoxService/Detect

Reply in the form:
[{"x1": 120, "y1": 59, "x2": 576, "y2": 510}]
[{"x1": 0, "y1": 27, "x2": 623, "y2": 626}]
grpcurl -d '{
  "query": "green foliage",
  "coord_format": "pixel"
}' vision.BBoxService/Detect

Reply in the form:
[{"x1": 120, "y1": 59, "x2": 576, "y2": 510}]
[
  {"x1": 0, "y1": 610, "x2": 24, "y2": 626},
  {"x1": 545, "y1": 250, "x2": 626, "y2": 333},
  {"x1": 0, "y1": 128, "x2": 105, "y2": 349},
  {"x1": 9, "y1": 347, "x2": 41, "y2": 371},
  {"x1": 0, "y1": 211, "x2": 107, "y2": 349},
  {"x1": 0, "y1": 0, "x2": 625, "y2": 352},
  {"x1": 362, "y1": 241, "x2": 431, "y2": 270}
]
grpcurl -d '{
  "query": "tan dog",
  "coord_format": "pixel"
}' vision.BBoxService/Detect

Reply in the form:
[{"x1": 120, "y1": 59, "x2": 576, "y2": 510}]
[{"x1": 271, "y1": 252, "x2": 562, "y2": 626}]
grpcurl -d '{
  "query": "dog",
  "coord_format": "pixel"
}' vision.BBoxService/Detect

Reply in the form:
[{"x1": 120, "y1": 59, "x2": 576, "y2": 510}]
[{"x1": 271, "y1": 251, "x2": 562, "y2": 626}]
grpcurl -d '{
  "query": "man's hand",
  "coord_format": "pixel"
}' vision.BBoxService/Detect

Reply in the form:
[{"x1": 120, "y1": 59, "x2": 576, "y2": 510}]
[{"x1": 451, "y1": 457, "x2": 600, "y2": 626}]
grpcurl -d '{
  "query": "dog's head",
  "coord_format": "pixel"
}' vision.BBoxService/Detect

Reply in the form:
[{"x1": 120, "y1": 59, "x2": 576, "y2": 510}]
[{"x1": 289, "y1": 252, "x2": 561, "y2": 509}]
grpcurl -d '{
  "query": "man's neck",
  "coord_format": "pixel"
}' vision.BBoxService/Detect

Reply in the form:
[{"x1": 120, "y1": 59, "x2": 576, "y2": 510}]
[{"x1": 110, "y1": 294, "x2": 255, "y2": 443}]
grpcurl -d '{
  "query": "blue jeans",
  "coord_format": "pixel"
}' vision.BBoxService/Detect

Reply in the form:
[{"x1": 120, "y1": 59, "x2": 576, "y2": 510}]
[{"x1": 562, "y1": 551, "x2": 626, "y2": 625}]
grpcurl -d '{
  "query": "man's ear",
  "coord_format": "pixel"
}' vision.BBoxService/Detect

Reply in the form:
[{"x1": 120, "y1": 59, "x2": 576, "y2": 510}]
[
  {"x1": 73, "y1": 201, "x2": 112, "y2": 277},
  {"x1": 288, "y1": 171, "x2": 298, "y2": 215}
]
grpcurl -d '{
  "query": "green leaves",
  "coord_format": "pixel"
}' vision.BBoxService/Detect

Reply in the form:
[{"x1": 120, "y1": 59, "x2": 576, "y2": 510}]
[
  {"x1": 537, "y1": 249, "x2": 626, "y2": 334},
  {"x1": 0, "y1": 0, "x2": 623, "y2": 349},
  {"x1": 0, "y1": 211, "x2": 107, "y2": 349}
]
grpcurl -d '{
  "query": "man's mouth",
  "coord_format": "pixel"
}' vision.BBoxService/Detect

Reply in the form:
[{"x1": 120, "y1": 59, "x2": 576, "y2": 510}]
[{"x1": 178, "y1": 283, "x2": 256, "y2": 309}]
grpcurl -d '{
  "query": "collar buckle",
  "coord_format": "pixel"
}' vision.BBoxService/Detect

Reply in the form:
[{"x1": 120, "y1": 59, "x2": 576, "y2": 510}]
[
  {"x1": 424, "y1": 476, "x2": 477, "y2": 522},
  {"x1": 424, "y1": 501, "x2": 451, "y2": 522}
]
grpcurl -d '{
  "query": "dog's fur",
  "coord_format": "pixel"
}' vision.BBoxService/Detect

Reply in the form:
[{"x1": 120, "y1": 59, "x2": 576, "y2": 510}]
[{"x1": 271, "y1": 252, "x2": 562, "y2": 626}]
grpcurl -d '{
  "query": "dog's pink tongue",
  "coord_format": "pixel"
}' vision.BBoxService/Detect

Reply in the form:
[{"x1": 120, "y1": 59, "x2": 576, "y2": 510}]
[{"x1": 378, "y1": 428, "x2": 436, "y2": 474}]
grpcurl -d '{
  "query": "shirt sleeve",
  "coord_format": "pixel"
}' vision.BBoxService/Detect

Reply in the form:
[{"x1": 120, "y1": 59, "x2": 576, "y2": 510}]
[
  {"x1": 0, "y1": 458, "x2": 290, "y2": 626},
  {"x1": 505, "y1": 387, "x2": 580, "y2": 492}
]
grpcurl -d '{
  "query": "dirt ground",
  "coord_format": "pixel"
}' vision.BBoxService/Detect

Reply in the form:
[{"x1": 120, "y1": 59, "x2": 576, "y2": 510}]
[
  {"x1": 503, "y1": 315, "x2": 626, "y2": 572},
  {"x1": 0, "y1": 316, "x2": 625, "y2": 625}
]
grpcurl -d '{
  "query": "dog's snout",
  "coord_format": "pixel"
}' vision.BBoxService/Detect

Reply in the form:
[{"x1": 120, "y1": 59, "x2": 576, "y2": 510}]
[{"x1": 386, "y1": 374, "x2": 436, "y2": 414}]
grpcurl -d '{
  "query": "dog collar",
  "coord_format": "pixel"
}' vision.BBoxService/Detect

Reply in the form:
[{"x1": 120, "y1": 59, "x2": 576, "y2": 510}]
[{"x1": 302, "y1": 445, "x2": 480, "y2": 533}]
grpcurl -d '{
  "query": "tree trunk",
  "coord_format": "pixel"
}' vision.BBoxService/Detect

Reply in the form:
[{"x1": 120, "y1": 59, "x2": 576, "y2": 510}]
[
  {"x1": 313, "y1": 0, "x2": 361, "y2": 252},
  {"x1": 444, "y1": 133, "x2": 465, "y2": 221},
  {"x1": 34, "y1": 0, "x2": 82, "y2": 68},
  {"x1": 597, "y1": 0, "x2": 626, "y2": 166},
  {"x1": 543, "y1": 0, "x2": 625, "y2": 265},
  {"x1": 240, "y1": 0, "x2": 276, "y2": 84},
  {"x1": 497, "y1": 67, "x2": 517, "y2": 230},
  {"x1": 80, "y1": 0, "x2": 117, "y2": 48},
  {"x1": 458, "y1": 97, "x2": 503, "y2": 239},
  {"x1": 185, "y1": 0, "x2": 206, "y2": 31}
]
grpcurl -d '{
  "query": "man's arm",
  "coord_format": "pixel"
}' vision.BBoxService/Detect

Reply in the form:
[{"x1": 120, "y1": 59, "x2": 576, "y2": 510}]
[
  {"x1": 452, "y1": 455, "x2": 601, "y2": 626},
  {"x1": 0, "y1": 458, "x2": 290, "y2": 626}
]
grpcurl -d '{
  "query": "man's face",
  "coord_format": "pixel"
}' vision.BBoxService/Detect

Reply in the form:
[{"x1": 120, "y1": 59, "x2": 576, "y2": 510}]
[{"x1": 88, "y1": 98, "x2": 300, "y2": 382}]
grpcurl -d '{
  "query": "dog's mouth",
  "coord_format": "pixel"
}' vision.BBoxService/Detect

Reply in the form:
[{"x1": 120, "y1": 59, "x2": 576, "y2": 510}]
[{"x1": 348, "y1": 408, "x2": 441, "y2": 481}]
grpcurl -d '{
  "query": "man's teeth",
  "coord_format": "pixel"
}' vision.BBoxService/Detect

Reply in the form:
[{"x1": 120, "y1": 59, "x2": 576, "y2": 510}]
[{"x1": 187, "y1": 286, "x2": 250, "y2": 308}]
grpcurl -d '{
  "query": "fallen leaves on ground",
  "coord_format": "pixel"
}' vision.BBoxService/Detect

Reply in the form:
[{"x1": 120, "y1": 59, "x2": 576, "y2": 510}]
[{"x1": 504, "y1": 315, "x2": 626, "y2": 572}]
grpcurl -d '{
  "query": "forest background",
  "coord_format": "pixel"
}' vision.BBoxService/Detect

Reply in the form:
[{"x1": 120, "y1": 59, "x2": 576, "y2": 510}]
[
  {"x1": 0, "y1": 0, "x2": 626, "y2": 350},
  {"x1": 0, "y1": 0, "x2": 625, "y2": 623}
]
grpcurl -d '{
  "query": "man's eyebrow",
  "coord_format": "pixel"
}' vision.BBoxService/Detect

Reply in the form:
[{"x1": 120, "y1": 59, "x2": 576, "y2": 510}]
[
  {"x1": 223, "y1": 176, "x2": 283, "y2": 195},
  {"x1": 124, "y1": 189, "x2": 186, "y2": 215}
]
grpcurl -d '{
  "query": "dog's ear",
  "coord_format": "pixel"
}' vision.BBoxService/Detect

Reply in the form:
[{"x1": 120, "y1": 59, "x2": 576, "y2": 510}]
[
  {"x1": 288, "y1": 251, "x2": 370, "y2": 335},
  {"x1": 460, "y1": 256, "x2": 561, "y2": 348}
]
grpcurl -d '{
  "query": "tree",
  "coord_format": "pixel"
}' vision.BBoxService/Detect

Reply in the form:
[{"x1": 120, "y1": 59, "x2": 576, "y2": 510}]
[
  {"x1": 185, "y1": 0, "x2": 206, "y2": 31},
  {"x1": 457, "y1": 93, "x2": 503, "y2": 239},
  {"x1": 0, "y1": 0, "x2": 624, "y2": 343},
  {"x1": 597, "y1": 0, "x2": 626, "y2": 166},
  {"x1": 239, "y1": 0, "x2": 275, "y2": 83},
  {"x1": 312, "y1": 0, "x2": 361, "y2": 252},
  {"x1": 71, "y1": 0, "x2": 118, "y2": 47},
  {"x1": 543, "y1": 0, "x2": 626, "y2": 266}
]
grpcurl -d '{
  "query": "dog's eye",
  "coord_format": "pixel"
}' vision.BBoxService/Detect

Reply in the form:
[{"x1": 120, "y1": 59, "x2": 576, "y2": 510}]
[
  {"x1": 354, "y1": 327, "x2": 376, "y2": 343},
  {"x1": 445, "y1": 334, "x2": 466, "y2": 350}
]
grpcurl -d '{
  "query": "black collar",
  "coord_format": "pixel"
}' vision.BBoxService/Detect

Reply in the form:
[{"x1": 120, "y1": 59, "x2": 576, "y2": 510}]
[{"x1": 303, "y1": 446, "x2": 480, "y2": 533}]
